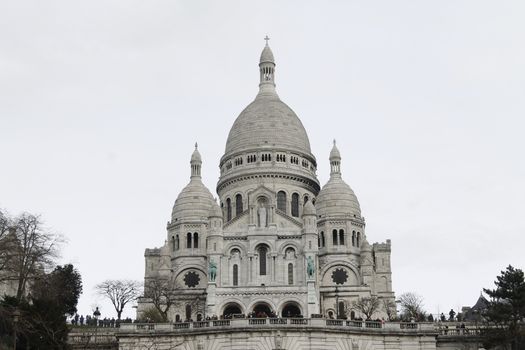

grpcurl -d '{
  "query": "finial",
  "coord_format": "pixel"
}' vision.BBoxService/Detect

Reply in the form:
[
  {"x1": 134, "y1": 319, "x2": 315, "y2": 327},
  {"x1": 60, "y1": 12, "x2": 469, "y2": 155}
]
[
  {"x1": 195, "y1": 142, "x2": 198, "y2": 150},
  {"x1": 264, "y1": 35, "x2": 270, "y2": 46},
  {"x1": 333, "y1": 139, "x2": 336, "y2": 146}
]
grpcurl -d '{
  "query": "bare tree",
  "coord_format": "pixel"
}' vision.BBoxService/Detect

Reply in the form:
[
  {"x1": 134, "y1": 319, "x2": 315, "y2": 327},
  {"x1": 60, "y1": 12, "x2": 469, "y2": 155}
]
[
  {"x1": 398, "y1": 292, "x2": 425, "y2": 321},
  {"x1": 142, "y1": 275, "x2": 205, "y2": 322},
  {"x1": 96, "y1": 280, "x2": 142, "y2": 320},
  {"x1": 382, "y1": 298, "x2": 397, "y2": 321},
  {"x1": 144, "y1": 276, "x2": 175, "y2": 322},
  {"x1": 351, "y1": 296, "x2": 381, "y2": 320},
  {"x1": 0, "y1": 210, "x2": 16, "y2": 283},
  {"x1": 0, "y1": 210, "x2": 62, "y2": 300},
  {"x1": 12, "y1": 213, "x2": 62, "y2": 300}
]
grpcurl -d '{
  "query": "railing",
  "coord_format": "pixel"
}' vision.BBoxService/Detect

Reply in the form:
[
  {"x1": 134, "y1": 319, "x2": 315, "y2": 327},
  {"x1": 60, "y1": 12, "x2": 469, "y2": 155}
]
[
  {"x1": 438, "y1": 327, "x2": 482, "y2": 336},
  {"x1": 290, "y1": 318, "x2": 308, "y2": 325},
  {"x1": 118, "y1": 320, "x2": 439, "y2": 334},
  {"x1": 270, "y1": 318, "x2": 288, "y2": 325},
  {"x1": 400, "y1": 322, "x2": 419, "y2": 330},
  {"x1": 365, "y1": 321, "x2": 382, "y2": 329},
  {"x1": 212, "y1": 320, "x2": 230, "y2": 327},
  {"x1": 173, "y1": 322, "x2": 190, "y2": 329},
  {"x1": 136, "y1": 324, "x2": 155, "y2": 331},
  {"x1": 347, "y1": 320, "x2": 362, "y2": 328},
  {"x1": 192, "y1": 321, "x2": 210, "y2": 328},
  {"x1": 248, "y1": 318, "x2": 268, "y2": 325}
]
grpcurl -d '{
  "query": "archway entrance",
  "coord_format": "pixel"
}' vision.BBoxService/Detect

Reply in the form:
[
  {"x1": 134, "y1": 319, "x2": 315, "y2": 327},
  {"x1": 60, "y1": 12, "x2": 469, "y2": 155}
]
[
  {"x1": 223, "y1": 303, "x2": 243, "y2": 318},
  {"x1": 281, "y1": 303, "x2": 302, "y2": 318},
  {"x1": 252, "y1": 302, "x2": 274, "y2": 318}
]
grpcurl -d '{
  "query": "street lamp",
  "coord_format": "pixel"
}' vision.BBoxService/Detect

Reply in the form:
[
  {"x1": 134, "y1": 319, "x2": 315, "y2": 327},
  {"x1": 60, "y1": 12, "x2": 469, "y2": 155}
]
[
  {"x1": 13, "y1": 309, "x2": 20, "y2": 350},
  {"x1": 93, "y1": 307, "x2": 101, "y2": 344}
]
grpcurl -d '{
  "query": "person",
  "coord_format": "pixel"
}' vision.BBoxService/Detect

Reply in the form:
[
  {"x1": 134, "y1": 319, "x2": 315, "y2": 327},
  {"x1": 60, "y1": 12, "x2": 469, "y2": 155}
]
[
  {"x1": 79, "y1": 315, "x2": 84, "y2": 326},
  {"x1": 448, "y1": 309, "x2": 456, "y2": 322}
]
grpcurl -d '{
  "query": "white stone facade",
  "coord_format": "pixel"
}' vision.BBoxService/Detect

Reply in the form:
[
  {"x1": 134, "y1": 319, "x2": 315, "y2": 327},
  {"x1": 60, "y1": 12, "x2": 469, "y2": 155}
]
[{"x1": 137, "y1": 42, "x2": 395, "y2": 323}]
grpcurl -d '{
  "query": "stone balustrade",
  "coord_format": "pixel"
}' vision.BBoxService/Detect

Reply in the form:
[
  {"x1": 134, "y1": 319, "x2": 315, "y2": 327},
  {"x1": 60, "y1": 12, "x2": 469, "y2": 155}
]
[{"x1": 118, "y1": 319, "x2": 436, "y2": 334}]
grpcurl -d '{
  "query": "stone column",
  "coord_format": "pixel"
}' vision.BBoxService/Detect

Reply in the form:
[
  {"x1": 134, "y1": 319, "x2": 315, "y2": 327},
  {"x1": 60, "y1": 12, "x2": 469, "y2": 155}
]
[{"x1": 206, "y1": 282, "x2": 217, "y2": 316}]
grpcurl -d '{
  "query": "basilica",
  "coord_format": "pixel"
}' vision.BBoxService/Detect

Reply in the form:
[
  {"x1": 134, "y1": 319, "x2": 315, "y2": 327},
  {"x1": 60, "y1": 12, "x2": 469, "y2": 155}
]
[{"x1": 137, "y1": 41, "x2": 395, "y2": 323}]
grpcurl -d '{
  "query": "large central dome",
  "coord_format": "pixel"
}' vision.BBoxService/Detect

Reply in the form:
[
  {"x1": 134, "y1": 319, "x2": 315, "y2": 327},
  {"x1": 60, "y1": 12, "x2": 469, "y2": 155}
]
[
  {"x1": 224, "y1": 94, "x2": 312, "y2": 155},
  {"x1": 223, "y1": 42, "x2": 312, "y2": 158},
  {"x1": 217, "y1": 41, "x2": 319, "y2": 196}
]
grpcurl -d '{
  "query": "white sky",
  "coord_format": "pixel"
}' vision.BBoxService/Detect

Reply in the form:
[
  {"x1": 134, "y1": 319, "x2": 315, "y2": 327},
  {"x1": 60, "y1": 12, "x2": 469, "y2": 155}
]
[{"x1": 1, "y1": 1, "x2": 524, "y2": 319}]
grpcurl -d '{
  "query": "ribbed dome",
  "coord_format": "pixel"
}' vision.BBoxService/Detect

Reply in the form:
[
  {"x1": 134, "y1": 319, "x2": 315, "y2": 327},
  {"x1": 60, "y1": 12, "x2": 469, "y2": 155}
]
[
  {"x1": 225, "y1": 94, "x2": 312, "y2": 155},
  {"x1": 209, "y1": 200, "x2": 222, "y2": 218},
  {"x1": 171, "y1": 178, "x2": 215, "y2": 222},
  {"x1": 315, "y1": 176, "x2": 361, "y2": 218},
  {"x1": 260, "y1": 45, "x2": 274, "y2": 63},
  {"x1": 316, "y1": 142, "x2": 361, "y2": 218},
  {"x1": 191, "y1": 143, "x2": 202, "y2": 162},
  {"x1": 171, "y1": 145, "x2": 215, "y2": 222},
  {"x1": 303, "y1": 200, "x2": 316, "y2": 216}
]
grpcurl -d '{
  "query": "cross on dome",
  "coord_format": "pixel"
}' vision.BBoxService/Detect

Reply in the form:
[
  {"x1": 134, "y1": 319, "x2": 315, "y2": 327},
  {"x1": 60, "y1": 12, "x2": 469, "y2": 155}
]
[{"x1": 264, "y1": 35, "x2": 270, "y2": 45}]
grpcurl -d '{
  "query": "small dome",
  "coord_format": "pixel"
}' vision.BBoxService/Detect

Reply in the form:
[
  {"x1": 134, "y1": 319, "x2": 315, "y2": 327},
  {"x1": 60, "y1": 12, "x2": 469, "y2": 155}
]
[
  {"x1": 171, "y1": 179, "x2": 215, "y2": 222},
  {"x1": 303, "y1": 200, "x2": 316, "y2": 216},
  {"x1": 260, "y1": 45, "x2": 274, "y2": 64},
  {"x1": 315, "y1": 176, "x2": 361, "y2": 218},
  {"x1": 172, "y1": 145, "x2": 214, "y2": 222},
  {"x1": 316, "y1": 141, "x2": 361, "y2": 219},
  {"x1": 361, "y1": 238, "x2": 371, "y2": 251},
  {"x1": 209, "y1": 200, "x2": 223, "y2": 218},
  {"x1": 329, "y1": 140, "x2": 341, "y2": 160},
  {"x1": 191, "y1": 143, "x2": 202, "y2": 163}
]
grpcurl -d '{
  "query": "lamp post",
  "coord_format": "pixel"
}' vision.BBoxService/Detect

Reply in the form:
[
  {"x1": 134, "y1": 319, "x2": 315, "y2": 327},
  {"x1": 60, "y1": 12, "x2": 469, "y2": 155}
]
[
  {"x1": 12, "y1": 309, "x2": 20, "y2": 350},
  {"x1": 93, "y1": 307, "x2": 101, "y2": 343}
]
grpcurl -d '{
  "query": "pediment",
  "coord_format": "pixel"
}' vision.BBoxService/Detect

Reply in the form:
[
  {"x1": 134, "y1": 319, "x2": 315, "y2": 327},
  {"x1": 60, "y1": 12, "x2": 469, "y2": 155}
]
[{"x1": 247, "y1": 185, "x2": 276, "y2": 205}]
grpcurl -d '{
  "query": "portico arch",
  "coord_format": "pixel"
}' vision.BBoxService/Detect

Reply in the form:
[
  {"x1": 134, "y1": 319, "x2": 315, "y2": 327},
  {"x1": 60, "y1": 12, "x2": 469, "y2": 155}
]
[
  {"x1": 281, "y1": 301, "x2": 302, "y2": 318},
  {"x1": 221, "y1": 302, "x2": 244, "y2": 317},
  {"x1": 252, "y1": 302, "x2": 273, "y2": 317}
]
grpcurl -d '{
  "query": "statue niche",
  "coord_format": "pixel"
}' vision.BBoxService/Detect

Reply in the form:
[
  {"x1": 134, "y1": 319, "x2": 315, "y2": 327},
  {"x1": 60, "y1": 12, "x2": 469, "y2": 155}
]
[{"x1": 257, "y1": 197, "x2": 268, "y2": 227}]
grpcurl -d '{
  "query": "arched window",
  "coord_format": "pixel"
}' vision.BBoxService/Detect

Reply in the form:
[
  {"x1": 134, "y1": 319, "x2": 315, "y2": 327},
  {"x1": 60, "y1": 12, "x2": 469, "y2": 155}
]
[
  {"x1": 304, "y1": 195, "x2": 309, "y2": 204},
  {"x1": 350, "y1": 311, "x2": 355, "y2": 320},
  {"x1": 186, "y1": 232, "x2": 192, "y2": 248},
  {"x1": 320, "y1": 232, "x2": 325, "y2": 247},
  {"x1": 277, "y1": 191, "x2": 287, "y2": 212},
  {"x1": 338, "y1": 301, "x2": 346, "y2": 319},
  {"x1": 317, "y1": 234, "x2": 321, "y2": 248},
  {"x1": 175, "y1": 314, "x2": 181, "y2": 322},
  {"x1": 258, "y1": 246, "x2": 268, "y2": 276},
  {"x1": 226, "y1": 198, "x2": 232, "y2": 221},
  {"x1": 235, "y1": 194, "x2": 243, "y2": 216},
  {"x1": 288, "y1": 263, "x2": 293, "y2": 285},
  {"x1": 175, "y1": 235, "x2": 180, "y2": 250},
  {"x1": 352, "y1": 231, "x2": 356, "y2": 247},
  {"x1": 172, "y1": 236, "x2": 176, "y2": 251},
  {"x1": 332, "y1": 229, "x2": 338, "y2": 245},
  {"x1": 339, "y1": 229, "x2": 345, "y2": 246},
  {"x1": 185, "y1": 304, "x2": 192, "y2": 321},
  {"x1": 291, "y1": 193, "x2": 299, "y2": 217},
  {"x1": 233, "y1": 264, "x2": 239, "y2": 286},
  {"x1": 357, "y1": 232, "x2": 361, "y2": 247},
  {"x1": 193, "y1": 232, "x2": 199, "y2": 248}
]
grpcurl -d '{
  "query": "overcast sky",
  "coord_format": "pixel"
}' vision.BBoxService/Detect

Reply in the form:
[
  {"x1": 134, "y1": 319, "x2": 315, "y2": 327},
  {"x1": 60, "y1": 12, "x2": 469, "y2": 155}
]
[{"x1": 1, "y1": 1, "x2": 524, "y2": 319}]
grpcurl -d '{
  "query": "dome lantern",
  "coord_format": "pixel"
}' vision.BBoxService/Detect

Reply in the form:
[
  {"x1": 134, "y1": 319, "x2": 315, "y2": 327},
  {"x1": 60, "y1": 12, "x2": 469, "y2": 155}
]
[
  {"x1": 259, "y1": 36, "x2": 276, "y2": 95},
  {"x1": 329, "y1": 140, "x2": 342, "y2": 177},
  {"x1": 191, "y1": 142, "x2": 202, "y2": 179}
]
